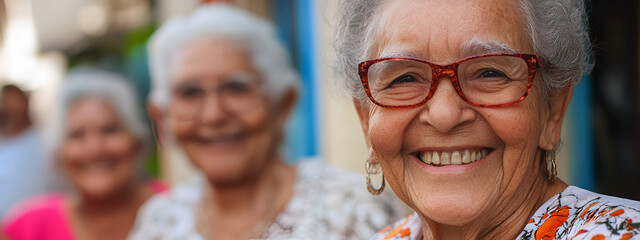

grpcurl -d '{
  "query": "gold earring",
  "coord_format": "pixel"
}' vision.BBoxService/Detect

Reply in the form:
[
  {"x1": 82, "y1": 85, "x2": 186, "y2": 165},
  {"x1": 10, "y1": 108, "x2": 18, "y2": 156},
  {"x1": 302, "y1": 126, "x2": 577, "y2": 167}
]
[
  {"x1": 365, "y1": 157, "x2": 385, "y2": 195},
  {"x1": 545, "y1": 150, "x2": 557, "y2": 182}
]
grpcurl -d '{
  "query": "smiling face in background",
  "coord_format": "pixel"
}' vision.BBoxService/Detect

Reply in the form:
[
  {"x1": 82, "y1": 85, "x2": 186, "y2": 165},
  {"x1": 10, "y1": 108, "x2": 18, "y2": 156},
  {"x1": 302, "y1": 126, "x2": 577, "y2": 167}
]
[
  {"x1": 355, "y1": 0, "x2": 569, "y2": 229},
  {"x1": 167, "y1": 37, "x2": 283, "y2": 184},
  {"x1": 61, "y1": 98, "x2": 140, "y2": 199}
]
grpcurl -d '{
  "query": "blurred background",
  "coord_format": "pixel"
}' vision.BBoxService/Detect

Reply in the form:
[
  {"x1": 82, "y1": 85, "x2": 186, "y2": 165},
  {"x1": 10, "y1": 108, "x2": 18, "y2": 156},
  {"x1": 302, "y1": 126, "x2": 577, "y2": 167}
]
[{"x1": 0, "y1": 0, "x2": 638, "y2": 199}]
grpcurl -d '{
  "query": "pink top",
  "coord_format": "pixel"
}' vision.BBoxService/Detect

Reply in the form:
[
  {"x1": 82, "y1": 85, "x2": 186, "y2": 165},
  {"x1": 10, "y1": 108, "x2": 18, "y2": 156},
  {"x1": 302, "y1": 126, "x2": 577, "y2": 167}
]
[{"x1": 2, "y1": 181, "x2": 168, "y2": 240}]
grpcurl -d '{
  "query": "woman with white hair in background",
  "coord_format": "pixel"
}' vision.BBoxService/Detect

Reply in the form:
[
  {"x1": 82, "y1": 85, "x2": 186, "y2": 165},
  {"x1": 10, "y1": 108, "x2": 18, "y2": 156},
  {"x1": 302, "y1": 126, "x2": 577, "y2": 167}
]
[
  {"x1": 2, "y1": 70, "x2": 167, "y2": 240},
  {"x1": 129, "y1": 3, "x2": 403, "y2": 239}
]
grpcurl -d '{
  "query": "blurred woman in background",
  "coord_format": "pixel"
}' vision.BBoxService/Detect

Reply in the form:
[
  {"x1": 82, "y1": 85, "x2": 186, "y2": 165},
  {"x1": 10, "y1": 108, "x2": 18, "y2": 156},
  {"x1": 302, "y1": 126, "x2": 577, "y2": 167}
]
[
  {"x1": 129, "y1": 3, "x2": 403, "y2": 239},
  {"x1": 2, "y1": 70, "x2": 166, "y2": 240}
]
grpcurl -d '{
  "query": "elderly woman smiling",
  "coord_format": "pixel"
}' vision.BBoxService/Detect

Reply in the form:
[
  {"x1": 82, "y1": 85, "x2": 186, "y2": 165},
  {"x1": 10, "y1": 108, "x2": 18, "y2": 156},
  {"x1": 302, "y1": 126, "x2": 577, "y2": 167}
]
[
  {"x1": 129, "y1": 3, "x2": 403, "y2": 239},
  {"x1": 2, "y1": 70, "x2": 167, "y2": 240},
  {"x1": 336, "y1": 0, "x2": 640, "y2": 239}
]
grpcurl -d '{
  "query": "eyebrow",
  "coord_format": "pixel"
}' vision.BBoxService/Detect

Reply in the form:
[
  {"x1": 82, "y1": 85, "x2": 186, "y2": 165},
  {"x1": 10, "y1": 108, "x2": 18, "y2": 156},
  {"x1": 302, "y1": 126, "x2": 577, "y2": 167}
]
[
  {"x1": 459, "y1": 39, "x2": 518, "y2": 56},
  {"x1": 378, "y1": 50, "x2": 425, "y2": 59},
  {"x1": 375, "y1": 39, "x2": 519, "y2": 62},
  {"x1": 170, "y1": 80, "x2": 201, "y2": 90}
]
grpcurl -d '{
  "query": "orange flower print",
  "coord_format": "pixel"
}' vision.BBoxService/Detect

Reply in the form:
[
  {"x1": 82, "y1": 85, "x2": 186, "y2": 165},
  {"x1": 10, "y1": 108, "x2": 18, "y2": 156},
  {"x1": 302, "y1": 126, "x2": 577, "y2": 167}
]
[
  {"x1": 619, "y1": 233, "x2": 634, "y2": 240},
  {"x1": 383, "y1": 215, "x2": 412, "y2": 240},
  {"x1": 610, "y1": 209, "x2": 625, "y2": 217},
  {"x1": 535, "y1": 206, "x2": 571, "y2": 240},
  {"x1": 624, "y1": 219, "x2": 638, "y2": 231},
  {"x1": 590, "y1": 234, "x2": 605, "y2": 240},
  {"x1": 579, "y1": 202, "x2": 601, "y2": 219}
]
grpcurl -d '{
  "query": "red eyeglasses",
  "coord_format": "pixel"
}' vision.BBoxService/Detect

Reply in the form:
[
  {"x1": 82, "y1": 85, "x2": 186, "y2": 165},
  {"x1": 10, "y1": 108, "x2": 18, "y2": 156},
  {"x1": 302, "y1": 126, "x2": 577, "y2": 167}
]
[{"x1": 358, "y1": 53, "x2": 540, "y2": 109}]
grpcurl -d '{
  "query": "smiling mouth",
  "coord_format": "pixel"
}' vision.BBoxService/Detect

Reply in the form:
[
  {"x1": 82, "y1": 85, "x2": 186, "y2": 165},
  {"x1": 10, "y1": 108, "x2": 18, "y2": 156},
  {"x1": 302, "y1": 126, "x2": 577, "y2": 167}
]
[
  {"x1": 196, "y1": 132, "x2": 246, "y2": 144},
  {"x1": 77, "y1": 160, "x2": 117, "y2": 172},
  {"x1": 416, "y1": 148, "x2": 492, "y2": 166}
]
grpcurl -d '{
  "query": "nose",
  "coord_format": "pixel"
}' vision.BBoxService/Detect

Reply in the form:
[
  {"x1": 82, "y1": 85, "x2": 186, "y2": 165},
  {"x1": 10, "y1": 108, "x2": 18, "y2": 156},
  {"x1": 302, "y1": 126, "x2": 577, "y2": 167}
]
[
  {"x1": 85, "y1": 133, "x2": 107, "y2": 158},
  {"x1": 419, "y1": 77, "x2": 476, "y2": 133},
  {"x1": 199, "y1": 94, "x2": 228, "y2": 125}
]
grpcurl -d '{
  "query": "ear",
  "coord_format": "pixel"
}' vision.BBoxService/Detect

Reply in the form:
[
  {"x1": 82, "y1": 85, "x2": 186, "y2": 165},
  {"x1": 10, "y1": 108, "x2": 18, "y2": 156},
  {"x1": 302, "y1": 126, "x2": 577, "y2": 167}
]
[
  {"x1": 353, "y1": 98, "x2": 372, "y2": 150},
  {"x1": 147, "y1": 102, "x2": 165, "y2": 145},
  {"x1": 276, "y1": 88, "x2": 298, "y2": 126},
  {"x1": 539, "y1": 86, "x2": 573, "y2": 151}
]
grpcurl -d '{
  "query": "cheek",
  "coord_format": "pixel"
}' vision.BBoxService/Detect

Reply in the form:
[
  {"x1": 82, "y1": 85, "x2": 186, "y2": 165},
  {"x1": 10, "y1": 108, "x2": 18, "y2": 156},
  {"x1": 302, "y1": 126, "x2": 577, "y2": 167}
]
[
  {"x1": 61, "y1": 141, "x2": 83, "y2": 163},
  {"x1": 367, "y1": 109, "x2": 416, "y2": 159},
  {"x1": 105, "y1": 135, "x2": 139, "y2": 159},
  {"x1": 485, "y1": 101, "x2": 543, "y2": 180},
  {"x1": 169, "y1": 119, "x2": 197, "y2": 142},
  {"x1": 486, "y1": 110, "x2": 539, "y2": 145}
]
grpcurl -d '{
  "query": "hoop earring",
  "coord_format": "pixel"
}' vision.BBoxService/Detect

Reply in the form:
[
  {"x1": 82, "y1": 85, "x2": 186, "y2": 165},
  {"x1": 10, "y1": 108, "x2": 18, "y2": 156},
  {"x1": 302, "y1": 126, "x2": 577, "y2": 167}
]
[
  {"x1": 545, "y1": 150, "x2": 557, "y2": 182},
  {"x1": 365, "y1": 157, "x2": 385, "y2": 195}
]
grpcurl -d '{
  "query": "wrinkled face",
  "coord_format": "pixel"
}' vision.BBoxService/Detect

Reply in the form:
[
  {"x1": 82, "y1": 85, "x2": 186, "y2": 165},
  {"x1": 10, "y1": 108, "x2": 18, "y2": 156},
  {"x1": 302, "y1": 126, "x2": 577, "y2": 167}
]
[
  {"x1": 61, "y1": 98, "x2": 140, "y2": 198},
  {"x1": 167, "y1": 38, "x2": 283, "y2": 184},
  {"x1": 356, "y1": 0, "x2": 565, "y2": 226}
]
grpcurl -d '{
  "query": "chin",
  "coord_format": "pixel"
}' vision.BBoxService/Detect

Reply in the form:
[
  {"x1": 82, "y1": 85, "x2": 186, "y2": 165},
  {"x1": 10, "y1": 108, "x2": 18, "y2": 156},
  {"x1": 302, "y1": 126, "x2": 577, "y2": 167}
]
[
  {"x1": 415, "y1": 196, "x2": 486, "y2": 226},
  {"x1": 201, "y1": 163, "x2": 254, "y2": 184},
  {"x1": 403, "y1": 178, "x2": 494, "y2": 226},
  {"x1": 78, "y1": 184, "x2": 120, "y2": 199}
]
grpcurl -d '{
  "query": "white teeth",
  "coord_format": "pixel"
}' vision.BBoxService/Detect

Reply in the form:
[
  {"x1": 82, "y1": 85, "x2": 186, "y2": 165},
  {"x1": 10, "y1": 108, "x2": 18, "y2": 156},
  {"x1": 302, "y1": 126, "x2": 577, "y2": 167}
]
[
  {"x1": 451, "y1": 151, "x2": 462, "y2": 165},
  {"x1": 440, "y1": 152, "x2": 451, "y2": 165},
  {"x1": 432, "y1": 152, "x2": 440, "y2": 164},
  {"x1": 462, "y1": 150, "x2": 471, "y2": 164},
  {"x1": 419, "y1": 149, "x2": 490, "y2": 166}
]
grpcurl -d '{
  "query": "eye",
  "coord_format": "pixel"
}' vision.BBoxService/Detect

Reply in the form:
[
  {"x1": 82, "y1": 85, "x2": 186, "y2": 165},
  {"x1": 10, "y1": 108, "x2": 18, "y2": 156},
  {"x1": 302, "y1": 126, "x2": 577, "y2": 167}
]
[
  {"x1": 477, "y1": 68, "x2": 508, "y2": 78},
  {"x1": 175, "y1": 86, "x2": 204, "y2": 99},
  {"x1": 222, "y1": 81, "x2": 252, "y2": 94},
  {"x1": 386, "y1": 74, "x2": 420, "y2": 88},
  {"x1": 102, "y1": 122, "x2": 121, "y2": 135},
  {"x1": 67, "y1": 129, "x2": 84, "y2": 140}
]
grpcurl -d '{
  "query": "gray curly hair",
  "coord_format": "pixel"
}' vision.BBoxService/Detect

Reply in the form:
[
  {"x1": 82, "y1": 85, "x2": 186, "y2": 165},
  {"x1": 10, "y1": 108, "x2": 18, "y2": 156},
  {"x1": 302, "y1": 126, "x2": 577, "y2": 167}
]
[
  {"x1": 148, "y1": 2, "x2": 300, "y2": 108},
  {"x1": 335, "y1": 0, "x2": 593, "y2": 102}
]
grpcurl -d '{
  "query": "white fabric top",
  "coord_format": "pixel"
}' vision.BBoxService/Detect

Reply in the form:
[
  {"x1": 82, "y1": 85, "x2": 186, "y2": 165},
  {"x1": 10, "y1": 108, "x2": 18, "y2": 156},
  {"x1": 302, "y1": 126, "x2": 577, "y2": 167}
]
[
  {"x1": 371, "y1": 186, "x2": 640, "y2": 240},
  {"x1": 129, "y1": 159, "x2": 405, "y2": 240}
]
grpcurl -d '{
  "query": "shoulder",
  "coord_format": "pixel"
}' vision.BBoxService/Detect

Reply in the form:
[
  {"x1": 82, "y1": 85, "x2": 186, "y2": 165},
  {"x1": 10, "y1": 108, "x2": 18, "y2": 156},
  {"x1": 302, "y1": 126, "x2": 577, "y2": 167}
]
[
  {"x1": 3, "y1": 193, "x2": 65, "y2": 223},
  {"x1": 2, "y1": 193, "x2": 69, "y2": 239},
  {"x1": 283, "y1": 159, "x2": 405, "y2": 239},
  {"x1": 520, "y1": 186, "x2": 640, "y2": 240},
  {"x1": 369, "y1": 212, "x2": 422, "y2": 240},
  {"x1": 296, "y1": 159, "x2": 402, "y2": 214},
  {"x1": 129, "y1": 181, "x2": 202, "y2": 239}
]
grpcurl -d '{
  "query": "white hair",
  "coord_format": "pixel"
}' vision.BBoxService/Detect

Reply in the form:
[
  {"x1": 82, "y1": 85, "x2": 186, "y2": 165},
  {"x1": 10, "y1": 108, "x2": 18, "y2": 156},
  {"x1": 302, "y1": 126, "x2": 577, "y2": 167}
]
[
  {"x1": 335, "y1": 0, "x2": 593, "y2": 102},
  {"x1": 46, "y1": 68, "x2": 152, "y2": 165},
  {"x1": 148, "y1": 2, "x2": 300, "y2": 108}
]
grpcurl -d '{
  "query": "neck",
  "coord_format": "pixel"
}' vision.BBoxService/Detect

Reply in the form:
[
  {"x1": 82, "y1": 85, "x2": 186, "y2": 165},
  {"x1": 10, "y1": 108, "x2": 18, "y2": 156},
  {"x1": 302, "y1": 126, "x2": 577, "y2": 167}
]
[
  {"x1": 420, "y1": 174, "x2": 568, "y2": 240},
  {"x1": 69, "y1": 180, "x2": 151, "y2": 240},
  {"x1": 73, "y1": 181, "x2": 148, "y2": 215},
  {"x1": 198, "y1": 158, "x2": 296, "y2": 238},
  {"x1": 203, "y1": 158, "x2": 295, "y2": 215}
]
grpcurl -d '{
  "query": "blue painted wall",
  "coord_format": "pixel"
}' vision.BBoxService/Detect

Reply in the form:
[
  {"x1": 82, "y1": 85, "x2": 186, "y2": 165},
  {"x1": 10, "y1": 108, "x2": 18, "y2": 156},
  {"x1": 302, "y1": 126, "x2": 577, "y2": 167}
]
[{"x1": 274, "y1": 0, "x2": 319, "y2": 162}]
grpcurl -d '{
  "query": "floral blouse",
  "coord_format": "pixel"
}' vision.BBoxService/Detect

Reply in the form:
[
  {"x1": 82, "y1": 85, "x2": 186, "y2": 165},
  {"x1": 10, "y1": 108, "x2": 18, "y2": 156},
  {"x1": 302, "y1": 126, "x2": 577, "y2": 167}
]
[
  {"x1": 128, "y1": 159, "x2": 405, "y2": 240},
  {"x1": 371, "y1": 186, "x2": 640, "y2": 240}
]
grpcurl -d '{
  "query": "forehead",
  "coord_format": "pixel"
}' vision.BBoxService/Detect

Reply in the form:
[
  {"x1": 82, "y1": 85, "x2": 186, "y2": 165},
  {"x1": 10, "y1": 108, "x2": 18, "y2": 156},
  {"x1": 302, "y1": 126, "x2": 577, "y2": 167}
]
[
  {"x1": 171, "y1": 37, "x2": 254, "y2": 83},
  {"x1": 370, "y1": 0, "x2": 531, "y2": 62},
  {"x1": 67, "y1": 98, "x2": 118, "y2": 122}
]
